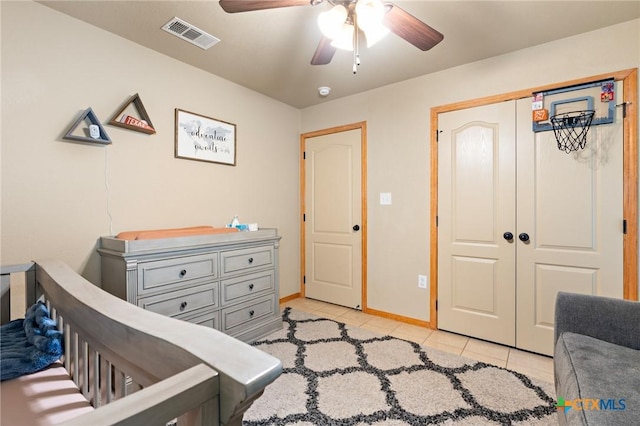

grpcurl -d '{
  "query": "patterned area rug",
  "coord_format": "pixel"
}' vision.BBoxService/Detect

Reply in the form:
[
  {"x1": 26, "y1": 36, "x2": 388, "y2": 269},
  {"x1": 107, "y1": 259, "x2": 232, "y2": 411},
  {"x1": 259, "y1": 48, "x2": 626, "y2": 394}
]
[{"x1": 244, "y1": 308, "x2": 557, "y2": 425}]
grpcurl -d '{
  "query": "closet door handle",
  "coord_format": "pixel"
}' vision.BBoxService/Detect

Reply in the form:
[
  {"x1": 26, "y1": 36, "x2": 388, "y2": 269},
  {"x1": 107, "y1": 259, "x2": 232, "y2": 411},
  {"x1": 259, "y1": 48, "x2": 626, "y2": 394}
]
[
  {"x1": 503, "y1": 232, "x2": 514, "y2": 241},
  {"x1": 179, "y1": 269, "x2": 187, "y2": 278},
  {"x1": 249, "y1": 283, "x2": 255, "y2": 290},
  {"x1": 180, "y1": 301, "x2": 188, "y2": 311},
  {"x1": 519, "y1": 233, "x2": 530, "y2": 242},
  {"x1": 248, "y1": 257, "x2": 254, "y2": 264}
]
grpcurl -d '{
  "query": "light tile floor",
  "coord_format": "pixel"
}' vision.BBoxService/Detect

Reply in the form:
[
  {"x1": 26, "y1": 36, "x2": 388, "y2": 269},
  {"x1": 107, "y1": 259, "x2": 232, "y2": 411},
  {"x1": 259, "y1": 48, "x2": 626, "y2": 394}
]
[{"x1": 282, "y1": 297, "x2": 554, "y2": 384}]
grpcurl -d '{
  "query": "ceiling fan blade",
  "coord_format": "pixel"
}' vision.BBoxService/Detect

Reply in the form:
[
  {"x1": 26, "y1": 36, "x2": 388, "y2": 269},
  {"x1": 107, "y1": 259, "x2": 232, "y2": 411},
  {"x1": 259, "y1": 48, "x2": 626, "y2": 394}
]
[
  {"x1": 382, "y1": 3, "x2": 444, "y2": 51},
  {"x1": 219, "y1": 0, "x2": 313, "y2": 13},
  {"x1": 311, "y1": 37, "x2": 336, "y2": 65}
]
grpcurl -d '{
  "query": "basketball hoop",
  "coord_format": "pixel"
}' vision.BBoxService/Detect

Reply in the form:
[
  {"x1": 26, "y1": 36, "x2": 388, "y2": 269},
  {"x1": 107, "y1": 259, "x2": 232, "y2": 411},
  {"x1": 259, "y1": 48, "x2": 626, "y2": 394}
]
[{"x1": 550, "y1": 110, "x2": 595, "y2": 154}]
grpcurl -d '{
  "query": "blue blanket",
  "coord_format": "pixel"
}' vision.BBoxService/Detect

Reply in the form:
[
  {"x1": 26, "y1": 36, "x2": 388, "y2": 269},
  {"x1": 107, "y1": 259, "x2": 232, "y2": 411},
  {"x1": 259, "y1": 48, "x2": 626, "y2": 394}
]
[{"x1": 1, "y1": 301, "x2": 64, "y2": 381}]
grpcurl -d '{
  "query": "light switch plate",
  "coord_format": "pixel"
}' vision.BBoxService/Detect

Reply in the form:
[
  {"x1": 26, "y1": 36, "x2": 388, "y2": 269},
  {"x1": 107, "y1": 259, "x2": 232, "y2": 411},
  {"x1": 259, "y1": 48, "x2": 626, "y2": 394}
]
[
  {"x1": 380, "y1": 192, "x2": 392, "y2": 205},
  {"x1": 418, "y1": 275, "x2": 428, "y2": 289}
]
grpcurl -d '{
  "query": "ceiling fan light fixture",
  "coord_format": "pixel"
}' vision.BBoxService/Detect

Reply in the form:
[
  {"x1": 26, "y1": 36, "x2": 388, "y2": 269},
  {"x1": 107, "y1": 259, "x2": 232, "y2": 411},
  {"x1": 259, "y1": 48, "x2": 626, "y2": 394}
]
[
  {"x1": 330, "y1": 23, "x2": 355, "y2": 51},
  {"x1": 318, "y1": 4, "x2": 348, "y2": 40},
  {"x1": 362, "y1": 24, "x2": 389, "y2": 47},
  {"x1": 355, "y1": 0, "x2": 385, "y2": 28},
  {"x1": 356, "y1": 0, "x2": 389, "y2": 47}
]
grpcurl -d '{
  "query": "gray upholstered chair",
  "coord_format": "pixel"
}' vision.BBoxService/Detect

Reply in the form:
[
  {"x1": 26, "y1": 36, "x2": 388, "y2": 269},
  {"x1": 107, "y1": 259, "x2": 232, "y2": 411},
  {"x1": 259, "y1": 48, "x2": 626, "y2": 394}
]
[{"x1": 554, "y1": 291, "x2": 640, "y2": 425}]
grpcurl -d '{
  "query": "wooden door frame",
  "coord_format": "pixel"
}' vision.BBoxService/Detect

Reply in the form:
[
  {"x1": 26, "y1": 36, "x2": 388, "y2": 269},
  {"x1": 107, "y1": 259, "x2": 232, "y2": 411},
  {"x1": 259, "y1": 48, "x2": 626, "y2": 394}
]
[
  {"x1": 298, "y1": 121, "x2": 368, "y2": 310},
  {"x1": 430, "y1": 68, "x2": 639, "y2": 329}
]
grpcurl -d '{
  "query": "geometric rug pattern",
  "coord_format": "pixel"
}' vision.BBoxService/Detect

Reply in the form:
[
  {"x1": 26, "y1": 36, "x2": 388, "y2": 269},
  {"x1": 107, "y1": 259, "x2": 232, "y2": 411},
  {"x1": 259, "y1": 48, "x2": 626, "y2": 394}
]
[{"x1": 244, "y1": 308, "x2": 557, "y2": 425}]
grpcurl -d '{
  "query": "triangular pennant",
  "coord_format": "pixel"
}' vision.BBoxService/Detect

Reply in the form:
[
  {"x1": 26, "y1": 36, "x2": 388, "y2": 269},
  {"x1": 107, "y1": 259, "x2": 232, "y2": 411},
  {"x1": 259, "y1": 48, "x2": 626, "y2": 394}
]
[
  {"x1": 108, "y1": 93, "x2": 156, "y2": 134},
  {"x1": 63, "y1": 107, "x2": 112, "y2": 144}
]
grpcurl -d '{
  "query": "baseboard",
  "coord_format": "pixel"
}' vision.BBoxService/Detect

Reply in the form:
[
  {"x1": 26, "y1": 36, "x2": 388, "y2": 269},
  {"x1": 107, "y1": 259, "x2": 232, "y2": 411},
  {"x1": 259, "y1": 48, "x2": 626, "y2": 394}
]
[
  {"x1": 363, "y1": 306, "x2": 434, "y2": 329},
  {"x1": 280, "y1": 294, "x2": 435, "y2": 329},
  {"x1": 279, "y1": 293, "x2": 301, "y2": 304}
]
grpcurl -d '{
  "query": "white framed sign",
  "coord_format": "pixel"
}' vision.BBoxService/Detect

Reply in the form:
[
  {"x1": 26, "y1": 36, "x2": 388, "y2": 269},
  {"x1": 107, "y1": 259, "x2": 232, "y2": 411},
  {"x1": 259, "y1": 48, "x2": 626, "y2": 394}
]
[{"x1": 174, "y1": 109, "x2": 236, "y2": 166}]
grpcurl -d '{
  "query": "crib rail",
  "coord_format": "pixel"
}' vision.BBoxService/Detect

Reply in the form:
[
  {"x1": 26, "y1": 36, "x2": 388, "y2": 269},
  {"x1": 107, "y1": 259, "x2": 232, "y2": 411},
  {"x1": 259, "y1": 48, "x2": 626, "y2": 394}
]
[
  {"x1": 46, "y1": 301, "x2": 183, "y2": 408},
  {"x1": 2, "y1": 261, "x2": 220, "y2": 425},
  {"x1": 60, "y1": 364, "x2": 218, "y2": 426}
]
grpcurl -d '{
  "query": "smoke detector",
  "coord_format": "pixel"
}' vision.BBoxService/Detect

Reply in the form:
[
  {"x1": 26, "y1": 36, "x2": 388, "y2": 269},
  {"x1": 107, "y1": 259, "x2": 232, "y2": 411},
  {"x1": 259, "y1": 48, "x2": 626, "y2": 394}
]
[
  {"x1": 318, "y1": 86, "x2": 331, "y2": 97},
  {"x1": 162, "y1": 17, "x2": 220, "y2": 50}
]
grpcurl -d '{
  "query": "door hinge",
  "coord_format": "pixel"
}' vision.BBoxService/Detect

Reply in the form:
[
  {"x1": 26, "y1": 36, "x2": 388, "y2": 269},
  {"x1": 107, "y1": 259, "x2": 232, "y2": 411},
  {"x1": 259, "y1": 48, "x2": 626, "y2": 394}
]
[
  {"x1": 623, "y1": 219, "x2": 627, "y2": 234},
  {"x1": 436, "y1": 215, "x2": 438, "y2": 227},
  {"x1": 303, "y1": 275, "x2": 306, "y2": 284},
  {"x1": 303, "y1": 213, "x2": 306, "y2": 222},
  {"x1": 436, "y1": 130, "x2": 440, "y2": 142},
  {"x1": 303, "y1": 151, "x2": 306, "y2": 160},
  {"x1": 618, "y1": 102, "x2": 628, "y2": 119},
  {"x1": 435, "y1": 300, "x2": 438, "y2": 311}
]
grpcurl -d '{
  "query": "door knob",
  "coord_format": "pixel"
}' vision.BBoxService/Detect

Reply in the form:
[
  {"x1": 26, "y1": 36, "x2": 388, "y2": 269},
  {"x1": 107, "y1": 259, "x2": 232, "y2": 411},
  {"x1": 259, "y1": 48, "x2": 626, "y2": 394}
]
[
  {"x1": 503, "y1": 232, "x2": 514, "y2": 241},
  {"x1": 519, "y1": 233, "x2": 530, "y2": 242},
  {"x1": 353, "y1": 225, "x2": 360, "y2": 231}
]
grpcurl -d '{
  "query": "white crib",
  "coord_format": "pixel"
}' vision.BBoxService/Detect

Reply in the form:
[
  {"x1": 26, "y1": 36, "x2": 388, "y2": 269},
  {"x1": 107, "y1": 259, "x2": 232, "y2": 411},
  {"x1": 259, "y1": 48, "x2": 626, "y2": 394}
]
[{"x1": 0, "y1": 259, "x2": 282, "y2": 426}]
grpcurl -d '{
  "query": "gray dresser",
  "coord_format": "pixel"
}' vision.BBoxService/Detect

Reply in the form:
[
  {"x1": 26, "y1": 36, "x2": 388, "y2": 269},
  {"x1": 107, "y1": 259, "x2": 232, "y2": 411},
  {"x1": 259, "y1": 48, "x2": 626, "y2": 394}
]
[{"x1": 98, "y1": 229, "x2": 282, "y2": 343}]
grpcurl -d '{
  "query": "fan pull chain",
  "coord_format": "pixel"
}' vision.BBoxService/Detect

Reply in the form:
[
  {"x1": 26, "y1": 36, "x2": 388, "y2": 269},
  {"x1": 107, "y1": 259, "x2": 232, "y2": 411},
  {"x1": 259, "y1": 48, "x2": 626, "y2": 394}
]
[{"x1": 353, "y1": 15, "x2": 359, "y2": 74}]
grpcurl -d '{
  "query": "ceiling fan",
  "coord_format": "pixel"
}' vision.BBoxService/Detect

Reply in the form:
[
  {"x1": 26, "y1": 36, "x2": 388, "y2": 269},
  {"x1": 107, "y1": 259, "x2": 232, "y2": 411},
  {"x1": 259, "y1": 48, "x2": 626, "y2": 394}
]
[{"x1": 219, "y1": 0, "x2": 443, "y2": 71}]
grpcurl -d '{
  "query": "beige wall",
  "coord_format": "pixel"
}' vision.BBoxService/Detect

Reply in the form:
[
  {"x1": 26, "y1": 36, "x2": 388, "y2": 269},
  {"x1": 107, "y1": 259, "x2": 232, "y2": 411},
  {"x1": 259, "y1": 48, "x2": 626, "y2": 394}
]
[
  {"x1": 301, "y1": 19, "x2": 640, "y2": 322},
  {"x1": 0, "y1": 1, "x2": 301, "y2": 296},
  {"x1": 2, "y1": 1, "x2": 638, "y2": 324}
]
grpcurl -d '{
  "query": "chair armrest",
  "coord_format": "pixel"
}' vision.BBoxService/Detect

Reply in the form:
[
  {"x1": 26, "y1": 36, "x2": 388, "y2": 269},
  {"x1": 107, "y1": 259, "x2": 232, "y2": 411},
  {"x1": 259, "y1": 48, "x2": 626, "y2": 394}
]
[{"x1": 554, "y1": 292, "x2": 640, "y2": 351}]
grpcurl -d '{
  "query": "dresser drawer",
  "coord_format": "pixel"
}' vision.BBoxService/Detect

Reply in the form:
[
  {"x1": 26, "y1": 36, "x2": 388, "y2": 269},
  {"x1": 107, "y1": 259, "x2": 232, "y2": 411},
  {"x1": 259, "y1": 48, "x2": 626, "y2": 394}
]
[
  {"x1": 138, "y1": 282, "x2": 218, "y2": 317},
  {"x1": 221, "y1": 246, "x2": 274, "y2": 276},
  {"x1": 137, "y1": 253, "x2": 217, "y2": 294},
  {"x1": 178, "y1": 308, "x2": 220, "y2": 330},
  {"x1": 221, "y1": 270, "x2": 274, "y2": 305},
  {"x1": 221, "y1": 295, "x2": 276, "y2": 334}
]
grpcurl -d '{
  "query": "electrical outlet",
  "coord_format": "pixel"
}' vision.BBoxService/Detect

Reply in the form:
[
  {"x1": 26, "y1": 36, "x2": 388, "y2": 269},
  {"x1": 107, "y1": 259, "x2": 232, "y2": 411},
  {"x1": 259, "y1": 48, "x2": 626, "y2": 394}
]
[{"x1": 418, "y1": 275, "x2": 427, "y2": 289}]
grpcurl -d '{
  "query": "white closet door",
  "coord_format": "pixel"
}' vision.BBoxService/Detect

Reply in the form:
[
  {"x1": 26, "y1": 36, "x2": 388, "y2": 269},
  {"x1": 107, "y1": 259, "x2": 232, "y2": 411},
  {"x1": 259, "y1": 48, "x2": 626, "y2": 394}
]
[
  {"x1": 437, "y1": 101, "x2": 517, "y2": 346},
  {"x1": 438, "y1": 92, "x2": 624, "y2": 356},
  {"x1": 515, "y1": 94, "x2": 624, "y2": 355}
]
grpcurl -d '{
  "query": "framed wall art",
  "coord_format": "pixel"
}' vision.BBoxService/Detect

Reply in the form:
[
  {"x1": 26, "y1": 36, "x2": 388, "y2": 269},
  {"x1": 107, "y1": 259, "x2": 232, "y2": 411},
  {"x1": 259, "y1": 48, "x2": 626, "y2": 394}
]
[{"x1": 174, "y1": 109, "x2": 236, "y2": 165}]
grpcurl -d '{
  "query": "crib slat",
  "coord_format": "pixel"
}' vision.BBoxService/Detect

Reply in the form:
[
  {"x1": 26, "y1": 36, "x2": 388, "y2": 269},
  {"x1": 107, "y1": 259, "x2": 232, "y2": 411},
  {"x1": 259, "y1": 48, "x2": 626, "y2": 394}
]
[
  {"x1": 64, "y1": 323, "x2": 71, "y2": 372},
  {"x1": 104, "y1": 360, "x2": 113, "y2": 404},
  {"x1": 56, "y1": 313, "x2": 63, "y2": 332},
  {"x1": 91, "y1": 349, "x2": 100, "y2": 407},
  {"x1": 114, "y1": 368, "x2": 126, "y2": 399},
  {"x1": 73, "y1": 332, "x2": 80, "y2": 387},
  {"x1": 81, "y1": 338, "x2": 89, "y2": 399}
]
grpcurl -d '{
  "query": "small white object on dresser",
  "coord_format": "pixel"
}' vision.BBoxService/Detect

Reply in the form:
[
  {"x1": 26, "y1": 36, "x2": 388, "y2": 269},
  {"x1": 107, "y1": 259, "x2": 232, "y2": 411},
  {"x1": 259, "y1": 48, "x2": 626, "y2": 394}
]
[{"x1": 98, "y1": 228, "x2": 282, "y2": 343}]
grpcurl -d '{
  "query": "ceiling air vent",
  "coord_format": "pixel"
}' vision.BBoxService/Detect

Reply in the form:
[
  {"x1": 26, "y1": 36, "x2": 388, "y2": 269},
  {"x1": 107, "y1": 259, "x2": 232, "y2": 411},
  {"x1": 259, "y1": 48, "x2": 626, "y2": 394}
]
[{"x1": 161, "y1": 17, "x2": 220, "y2": 50}]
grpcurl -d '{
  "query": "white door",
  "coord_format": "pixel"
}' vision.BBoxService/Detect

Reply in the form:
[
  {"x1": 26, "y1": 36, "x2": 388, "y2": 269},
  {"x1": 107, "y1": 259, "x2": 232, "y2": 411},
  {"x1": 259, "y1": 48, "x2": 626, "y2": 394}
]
[
  {"x1": 438, "y1": 92, "x2": 624, "y2": 355},
  {"x1": 437, "y1": 101, "x2": 517, "y2": 346},
  {"x1": 304, "y1": 129, "x2": 362, "y2": 309},
  {"x1": 515, "y1": 94, "x2": 623, "y2": 355}
]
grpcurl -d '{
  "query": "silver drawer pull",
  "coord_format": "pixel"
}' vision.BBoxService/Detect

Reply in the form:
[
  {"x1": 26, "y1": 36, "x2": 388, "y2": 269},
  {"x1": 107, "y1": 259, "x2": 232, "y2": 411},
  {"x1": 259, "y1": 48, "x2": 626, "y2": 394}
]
[
  {"x1": 249, "y1": 283, "x2": 255, "y2": 290},
  {"x1": 248, "y1": 257, "x2": 254, "y2": 264},
  {"x1": 249, "y1": 310, "x2": 255, "y2": 317},
  {"x1": 179, "y1": 269, "x2": 187, "y2": 278},
  {"x1": 180, "y1": 301, "x2": 188, "y2": 311}
]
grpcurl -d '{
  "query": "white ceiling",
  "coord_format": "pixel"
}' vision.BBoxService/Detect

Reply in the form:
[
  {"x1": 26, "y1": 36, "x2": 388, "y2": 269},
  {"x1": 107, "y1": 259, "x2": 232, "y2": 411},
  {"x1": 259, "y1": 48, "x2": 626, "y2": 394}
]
[{"x1": 39, "y1": 1, "x2": 640, "y2": 109}]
